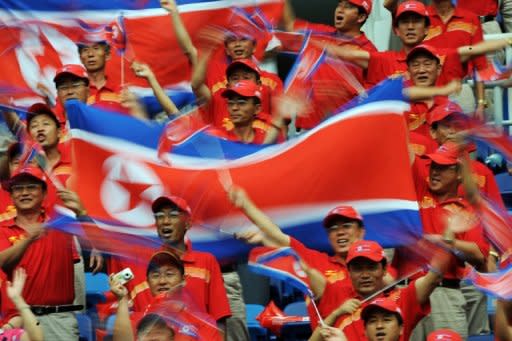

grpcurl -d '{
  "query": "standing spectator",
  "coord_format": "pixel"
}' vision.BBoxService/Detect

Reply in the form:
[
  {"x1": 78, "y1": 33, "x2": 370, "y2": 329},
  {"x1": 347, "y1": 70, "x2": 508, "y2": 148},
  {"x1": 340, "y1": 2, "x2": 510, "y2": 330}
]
[{"x1": 0, "y1": 167, "x2": 87, "y2": 340}]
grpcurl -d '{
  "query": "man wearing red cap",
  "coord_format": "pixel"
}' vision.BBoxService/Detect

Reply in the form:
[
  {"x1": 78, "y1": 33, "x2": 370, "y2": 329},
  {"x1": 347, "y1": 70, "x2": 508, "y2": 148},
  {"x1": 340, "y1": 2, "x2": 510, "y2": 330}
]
[
  {"x1": 227, "y1": 186, "x2": 370, "y2": 330},
  {"x1": 206, "y1": 80, "x2": 283, "y2": 144},
  {"x1": 308, "y1": 240, "x2": 442, "y2": 341},
  {"x1": 110, "y1": 250, "x2": 222, "y2": 341},
  {"x1": 108, "y1": 195, "x2": 232, "y2": 337},
  {"x1": 393, "y1": 142, "x2": 490, "y2": 339},
  {"x1": 0, "y1": 166, "x2": 91, "y2": 340}
]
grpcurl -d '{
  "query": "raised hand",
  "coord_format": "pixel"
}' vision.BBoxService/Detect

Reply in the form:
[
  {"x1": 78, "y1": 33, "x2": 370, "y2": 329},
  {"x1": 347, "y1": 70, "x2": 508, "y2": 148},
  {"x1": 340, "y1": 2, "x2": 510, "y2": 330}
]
[
  {"x1": 160, "y1": 0, "x2": 178, "y2": 13},
  {"x1": 227, "y1": 186, "x2": 251, "y2": 209},
  {"x1": 131, "y1": 61, "x2": 155, "y2": 80},
  {"x1": 57, "y1": 189, "x2": 87, "y2": 216},
  {"x1": 109, "y1": 274, "x2": 129, "y2": 300}
]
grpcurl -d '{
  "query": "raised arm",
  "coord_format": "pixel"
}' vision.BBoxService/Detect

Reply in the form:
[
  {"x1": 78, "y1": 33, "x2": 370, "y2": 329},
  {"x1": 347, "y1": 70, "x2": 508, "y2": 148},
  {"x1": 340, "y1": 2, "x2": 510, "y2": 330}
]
[
  {"x1": 281, "y1": 0, "x2": 296, "y2": 31},
  {"x1": 7, "y1": 268, "x2": 44, "y2": 341},
  {"x1": 227, "y1": 186, "x2": 290, "y2": 247},
  {"x1": 383, "y1": 0, "x2": 399, "y2": 13},
  {"x1": 160, "y1": 0, "x2": 198, "y2": 65},
  {"x1": 110, "y1": 275, "x2": 135, "y2": 341},
  {"x1": 0, "y1": 228, "x2": 42, "y2": 272},
  {"x1": 403, "y1": 79, "x2": 462, "y2": 101},
  {"x1": 318, "y1": 42, "x2": 371, "y2": 69},
  {"x1": 132, "y1": 61, "x2": 180, "y2": 116},
  {"x1": 458, "y1": 38, "x2": 512, "y2": 63}
]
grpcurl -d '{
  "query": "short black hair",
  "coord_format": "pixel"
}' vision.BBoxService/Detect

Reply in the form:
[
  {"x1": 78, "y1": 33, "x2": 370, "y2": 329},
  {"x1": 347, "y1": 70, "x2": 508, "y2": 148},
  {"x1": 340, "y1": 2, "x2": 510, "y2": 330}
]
[
  {"x1": 77, "y1": 41, "x2": 111, "y2": 55},
  {"x1": 348, "y1": 258, "x2": 387, "y2": 269},
  {"x1": 363, "y1": 306, "x2": 403, "y2": 326},
  {"x1": 227, "y1": 64, "x2": 261, "y2": 82},
  {"x1": 394, "y1": 12, "x2": 430, "y2": 28},
  {"x1": 406, "y1": 51, "x2": 440, "y2": 66},
  {"x1": 136, "y1": 314, "x2": 175, "y2": 336}
]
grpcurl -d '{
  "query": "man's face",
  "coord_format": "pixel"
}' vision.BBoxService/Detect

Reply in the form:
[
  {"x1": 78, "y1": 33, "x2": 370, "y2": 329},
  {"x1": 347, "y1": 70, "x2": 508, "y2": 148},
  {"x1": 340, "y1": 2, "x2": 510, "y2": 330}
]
[
  {"x1": 225, "y1": 37, "x2": 255, "y2": 60},
  {"x1": 138, "y1": 325, "x2": 174, "y2": 341},
  {"x1": 227, "y1": 68, "x2": 259, "y2": 85},
  {"x1": 28, "y1": 114, "x2": 60, "y2": 150},
  {"x1": 154, "y1": 206, "x2": 189, "y2": 245},
  {"x1": 428, "y1": 162, "x2": 459, "y2": 195},
  {"x1": 334, "y1": 0, "x2": 366, "y2": 32},
  {"x1": 147, "y1": 264, "x2": 184, "y2": 297},
  {"x1": 10, "y1": 178, "x2": 45, "y2": 212},
  {"x1": 326, "y1": 217, "x2": 364, "y2": 256},
  {"x1": 408, "y1": 55, "x2": 440, "y2": 87},
  {"x1": 394, "y1": 13, "x2": 428, "y2": 47},
  {"x1": 56, "y1": 75, "x2": 89, "y2": 105},
  {"x1": 430, "y1": 115, "x2": 466, "y2": 145},
  {"x1": 79, "y1": 43, "x2": 109, "y2": 73},
  {"x1": 227, "y1": 95, "x2": 260, "y2": 126},
  {"x1": 365, "y1": 310, "x2": 403, "y2": 341},
  {"x1": 348, "y1": 258, "x2": 386, "y2": 297}
]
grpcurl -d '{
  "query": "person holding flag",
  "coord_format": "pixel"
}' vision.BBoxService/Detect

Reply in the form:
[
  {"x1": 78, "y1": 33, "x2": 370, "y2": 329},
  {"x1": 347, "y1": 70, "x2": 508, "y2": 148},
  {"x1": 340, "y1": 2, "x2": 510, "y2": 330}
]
[
  {"x1": 110, "y1": 250, "x2": 222, "y2": 341},
  {"x1": 227, "y1": 186, "x2": 384, "y2": 329}
]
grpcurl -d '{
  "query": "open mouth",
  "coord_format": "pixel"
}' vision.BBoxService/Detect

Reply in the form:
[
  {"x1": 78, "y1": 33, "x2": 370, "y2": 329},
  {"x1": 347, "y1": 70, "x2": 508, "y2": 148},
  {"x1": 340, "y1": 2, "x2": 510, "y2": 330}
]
[
  {"x1": 375, "y1": 332, "x2": 387, "y2": 340},
  {"x1": 233, "y1": 49, "x2": 245, "y2": 57},
  {"x1": 405, "y1": 32, "x2": 417, "y2": 39},
  {"x1": 157, "y1": 287, "x2": 170, "y2": 293},
  {"x1": 416, "y1": 75, "x2": 429, "y2": 83},
  {"x1": 36, "y1": 133, "x2": 46, "y2": 143},
  {"x1": 336, "y1": 238, "x2": 349, "y2": 247},
  {"x1": 160, "y1": 227, "x2": 174, "y2": 238}
]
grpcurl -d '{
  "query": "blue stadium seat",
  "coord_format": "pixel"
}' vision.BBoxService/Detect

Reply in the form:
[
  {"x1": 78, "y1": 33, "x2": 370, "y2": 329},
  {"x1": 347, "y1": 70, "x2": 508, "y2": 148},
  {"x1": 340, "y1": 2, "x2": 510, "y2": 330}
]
[
  {"x1": 246, "y1": 304, "x2": 268, "y2": 341},
  {"x1": 284, "y1": 301, "x2": 308, "y2": 316},
  {"x1": 85, "y1": 272, "x2": 109, "y2": 305},
  {"x1": 105, "y1": 314, "x2": 116, "y2": 334},
  {"x1": 76, "y1": 313, "x2": 94, "y2": 341},
  {"x1": 468, "y1": 334, "x2": 494, "y2": 341}
]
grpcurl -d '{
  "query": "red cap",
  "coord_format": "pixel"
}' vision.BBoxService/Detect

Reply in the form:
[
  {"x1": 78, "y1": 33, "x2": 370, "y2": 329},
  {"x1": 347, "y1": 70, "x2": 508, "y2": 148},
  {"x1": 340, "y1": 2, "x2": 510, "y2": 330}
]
[
  {"x1": 4, "y1": 166, "x2": 47, "y2": 192},
  {"x1": 226, "y1": 58, "x2": 261, "y2": 78},
  {"x1": 323, "y1": 205, "x2": 363, "y2": 228},
  {"x1": 151, "y1": 195, "x2": 192, "y2": 215},
  {"x1": 407, "y1": 44, "x2": 440, "y2": 64},
  {"x1": 221, "y1": 80, "x2": 262, "y2": 100},
  {"x1": 348, "y1": 0, "x2": 372, "y2": 15},
  {"x1": 395, "y1": 1, "x2": 429, "y2": 24},
  {"x1": 427, "y1": 102, "x2": 465, "y2": 125},
  {"x1": 147, "y1": 250, "x2": 184, "y2": 275},
  {"x1": 53, "y1": 64, "x2": 89, "y2": 84},
  {"x1": 361, "y1": 297, "x2": 403, "y2": 322},
  {"x1": 425, "y1": 142, "x2": 460, "y2": 166},
  {"x1": 427, "y1": 329, "x2": 463, "y2": 341},
  {"x1": 26, "y1": 103, "x2": 60, "y2": 127},
  {"x1": 346, "y1": 240, "x2": 385, "y2": 264}
]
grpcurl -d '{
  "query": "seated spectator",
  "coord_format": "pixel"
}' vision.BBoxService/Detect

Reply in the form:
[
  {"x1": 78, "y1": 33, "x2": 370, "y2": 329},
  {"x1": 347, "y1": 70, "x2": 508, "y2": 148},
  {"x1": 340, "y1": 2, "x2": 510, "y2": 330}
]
[
  {"x1": 109, "y1": 250, "x2": 222, "y2": 341},
  {"x1": 208, "y1": 80, "x2": 283, "y2": 144},
  {"x1": 308, "y1": 240, "x2": 445, "y2": 341},
  {"x1": 1, "y1": 268, "x2": 44, "y2": 341}
]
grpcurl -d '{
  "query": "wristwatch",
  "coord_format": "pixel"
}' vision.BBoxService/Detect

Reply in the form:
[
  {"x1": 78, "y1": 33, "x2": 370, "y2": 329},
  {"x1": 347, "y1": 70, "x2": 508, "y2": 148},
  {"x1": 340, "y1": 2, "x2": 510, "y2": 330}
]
[
  {"x1": 477, "y1": 99, "x2": 489, "y2": 108},
  {"x1": 443, "y1": 235, "x2": 455, "y2": 245}
]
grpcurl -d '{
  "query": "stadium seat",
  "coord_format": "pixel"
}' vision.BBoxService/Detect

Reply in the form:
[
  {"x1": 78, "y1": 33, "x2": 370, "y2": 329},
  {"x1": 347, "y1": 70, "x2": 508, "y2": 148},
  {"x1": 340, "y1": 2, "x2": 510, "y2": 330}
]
[
  {"x1": 283, "y1": 301, "x2": 308, "y2": 316},
  {"x1": 76, "y1": 313, "x2": 94, "y2": 341},
  {"x1": 105, "y1": 314, "x2": 116, "y2": 334},
  {"x1": 85, "y1": 272, "x2": 109, "y2": 304},
  {"x1": 246, "y1": 304, "x2": 268, "y2": 341},
  {"x1": 468, "y1": 334, "x2": 494, "y2": 341}
]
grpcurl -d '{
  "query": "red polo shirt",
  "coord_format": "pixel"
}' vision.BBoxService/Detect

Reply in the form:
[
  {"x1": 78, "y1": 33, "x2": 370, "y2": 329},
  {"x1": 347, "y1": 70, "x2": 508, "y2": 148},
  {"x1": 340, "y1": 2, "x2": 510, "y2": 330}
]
[
  {"x1": 393, "y1": 158, "x2": 490, "y2": 279},
  {"x1": 289, "y1": 237, "x2": 350, "y2": 330},
  {"x1": 0, "y1": 216, "x2": 74, "y2": 314},
  {"x1": 366, "y1": 51, "x2": 408, "y2": 88},
  {"x1": 317, "y1": 280, "x2": 429, "y2": 341},
  {"x1": 457, "y1": 0, "x2": 499, "y2": 17},
  {"x1": 409, "y1": 132, "x2": 438, "y2": 157},
  {"x1": 206, "y1": 118, "x2": 285, "y2": 144},
  {"x1": 406, "y1": 96, "x2": 450, "y2": 137},
  {"x1": 425, "y1": 6, "x2": 487, "y2": 74},
  {"x1": 462, "y1": 160, "x2": 505, "y2": 208},
  {"x1": 0, "y1": 190, "x2": 15, "y2": 223},
  {"x1": 115, "y1": 245, "x2": 231, "y2": 322},
  {"x1": 87, "y1": 78, "x2": 128, "y2": 114}
]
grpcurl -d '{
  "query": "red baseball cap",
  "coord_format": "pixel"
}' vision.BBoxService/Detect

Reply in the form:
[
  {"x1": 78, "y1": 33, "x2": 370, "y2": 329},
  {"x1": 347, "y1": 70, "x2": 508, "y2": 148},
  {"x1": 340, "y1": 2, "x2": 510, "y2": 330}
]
[
  {"x1": 395, "y1": 1, "x2": 430, "y2": 25},
  {"x1": 147, "y1": 250, "x2": 185, "y2": 275},
  {"x1": 53, "y1": 64, "x2": 89, "y2": 84},
  {"x1": 323, "y1": 205, "x2": 363, "y2": 228},
  {"x1": 425, "y1": 142, "x2": 460, "y2": 166},
  {"x1": 361, "y1": 297, "x2": 403, "y2": 323},
  {"x1": 4, "y1": 166, "x2": 47, "y2": 192},
  {"x1": 346, "y1": 240, "x2": 385, "y2": 264},
  {"x1": 427, "y1": 329, "x2": 463, "y2": 341},
  {"x1": 151, "y1": 195, "x2": 192, "y2": 215},
  {"x1": 226, "y1": 58, "x2": 261, "y2": 78},
  {"x1": 349, "y1": 0, "x2": 372, "y2": 15},
  {"x1": 26, "y1": 103, "x2": 61, "y2": 128},
  {"x1": 427, "y1": 102, "x2": 466, "y2": 125},
  {"x1": 406, "y1": 44, "x2": 440, "y2": 64},
  {"x1": 221, "y1": 80, "x2": 262, "y2": 100}
]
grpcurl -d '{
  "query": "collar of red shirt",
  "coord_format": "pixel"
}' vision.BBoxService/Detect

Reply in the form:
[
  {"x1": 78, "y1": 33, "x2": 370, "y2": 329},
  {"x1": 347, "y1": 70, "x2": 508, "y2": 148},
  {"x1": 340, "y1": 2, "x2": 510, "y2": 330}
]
[
  {"x1": 89, "y1": 76, "x2": 119, "y2": 93},
  {"x1": 328, "y1": 255, "x2": 347, "y2": 266},
  {"x1": 3, "y1": 211, "x2": 47, "y2": 228},
  {"x1": 428, "y1": 5, "x2": 465, "y2": 20}
]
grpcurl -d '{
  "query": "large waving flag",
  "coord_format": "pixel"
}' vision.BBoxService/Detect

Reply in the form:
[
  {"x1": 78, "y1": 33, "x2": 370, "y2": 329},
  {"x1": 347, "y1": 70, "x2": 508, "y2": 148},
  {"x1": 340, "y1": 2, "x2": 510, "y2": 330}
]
[
  {"x1": 66, "y1": 78, "x2": 421, "y2": 260},
  {"x1": 0, "y1": 0, "x2": 284, "y2": 107},
  {"x1": 464, "y1": 265, "x2": 512, "y2": 300}
]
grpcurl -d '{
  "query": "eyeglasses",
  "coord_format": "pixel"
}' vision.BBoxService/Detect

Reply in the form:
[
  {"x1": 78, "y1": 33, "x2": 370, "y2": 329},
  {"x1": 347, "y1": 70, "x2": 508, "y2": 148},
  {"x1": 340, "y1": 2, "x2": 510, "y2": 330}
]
[
  {"x1": 56, "y1": 82, "x2": 87, "y2": 91},
  {"x1": 148, "y1": 270, "x2": 180, "y2": 281},
  {"x1": 10, "y1": 183, "x2": 42, "y2": 193},
  {"x1": 327, "y1": 222, "x2": 358, "y2": 232},
  {"x1": 154, "y1": 211, "x2": 182, "y2": 220}
]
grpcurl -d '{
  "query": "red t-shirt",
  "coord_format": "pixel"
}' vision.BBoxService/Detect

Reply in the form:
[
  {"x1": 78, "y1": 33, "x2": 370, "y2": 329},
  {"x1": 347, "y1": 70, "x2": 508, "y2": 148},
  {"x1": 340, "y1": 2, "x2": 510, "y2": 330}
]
[
  {"x1": 0, "y1": 190, "x2": 15, "y2": 223},
  {"x1": 317, "y1": 280, "x2": 430, "y2": 341},
  {"x1": 409, "y1": 131, "x2": 438, "y2": 157},
  {"x1": 462, "y1": 160, "x2": 505, "y2": 208},
  {"x1": 289, "y1": 237, "x2": 350, "y2": 330},
  {"x1": 111, "y1": 246, "x2": 231, "y2": 322},
  {"x1": 425, "y1": 6, "x2": 487, "y2": 74},
  {"x1": 406, "y1": 96, "x2": 450, "y2": 137},
  {"x1": 0, "y1": 217, "x2": 74, "y2": 316},
  {"x1": 206, "y1": 118, "x2": 285, "y2": 144},
  {"x1": 457, "y1": 0, "x2": 498, "y2": 17},
  {"x1": 366, "y1": 51, "x2": 408, "y2": 88},
  {"x1": 87, "y1": 78, "x2": 128, "y2": 114}
]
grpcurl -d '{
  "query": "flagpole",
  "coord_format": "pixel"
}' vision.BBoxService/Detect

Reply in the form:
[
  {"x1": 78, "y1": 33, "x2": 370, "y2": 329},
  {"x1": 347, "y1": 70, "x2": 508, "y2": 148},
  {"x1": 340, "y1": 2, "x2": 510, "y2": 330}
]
[
  {"x1": 361, "y1": 268, "x2": 423, "y2": 304},
  {"x1": 308, "y1": 294, "x2": 326, "y2": 327}
]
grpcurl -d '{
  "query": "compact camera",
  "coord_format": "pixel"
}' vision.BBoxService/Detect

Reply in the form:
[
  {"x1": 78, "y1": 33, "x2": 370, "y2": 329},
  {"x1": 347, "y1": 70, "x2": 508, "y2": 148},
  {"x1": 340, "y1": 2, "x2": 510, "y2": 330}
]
[{"x1": 112, "y1": 268, "x2": 134, "y2": 285}]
